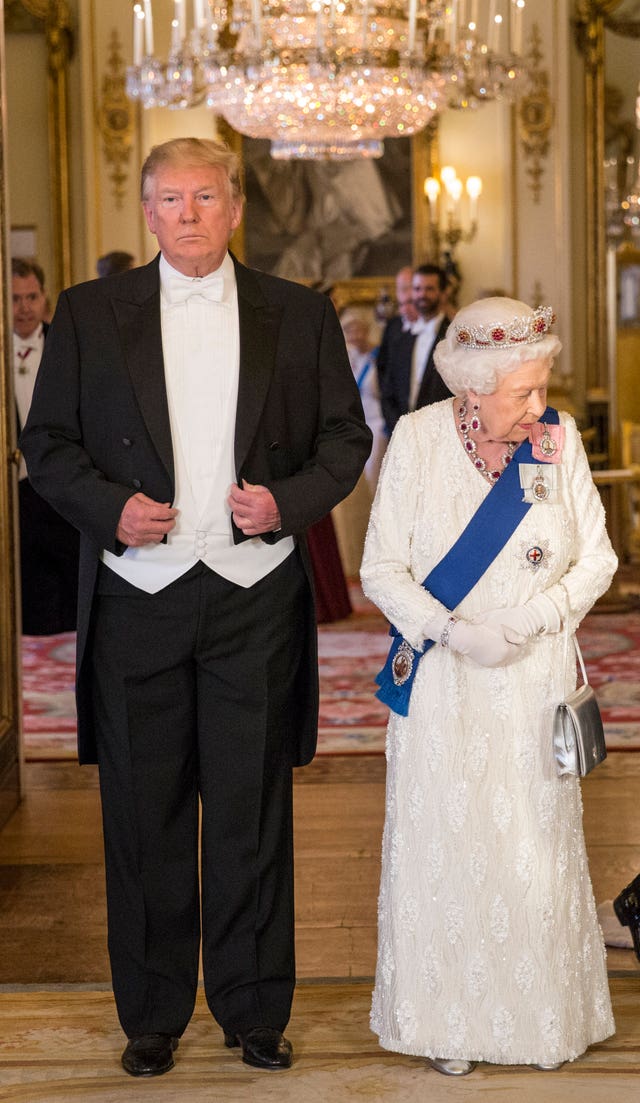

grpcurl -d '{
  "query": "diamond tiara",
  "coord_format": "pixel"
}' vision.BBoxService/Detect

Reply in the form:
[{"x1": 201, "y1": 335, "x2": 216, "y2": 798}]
[{"x1": 453, "y1": 306, "x2": 556, "y2": 350}]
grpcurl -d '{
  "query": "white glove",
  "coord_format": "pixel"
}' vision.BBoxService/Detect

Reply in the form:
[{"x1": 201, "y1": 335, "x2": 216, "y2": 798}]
[
  {"x1": 422, "y1": 609, "x2": 521, "y2": 666},
  {"x1": 447, "y1": 618, "x2": 522, "y2": 667},
  {"x1": 472, "y1": 592, "x2": 562, "y2": 644}
]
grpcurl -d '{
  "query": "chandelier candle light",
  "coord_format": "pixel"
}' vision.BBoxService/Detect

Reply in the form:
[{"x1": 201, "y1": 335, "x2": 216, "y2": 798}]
[
  {"x1": 424, "y1": 164, "x2": 482, "y2": 259},
  {"x1": 127, "y1": 0, "x2": 528, "y2": 160}
]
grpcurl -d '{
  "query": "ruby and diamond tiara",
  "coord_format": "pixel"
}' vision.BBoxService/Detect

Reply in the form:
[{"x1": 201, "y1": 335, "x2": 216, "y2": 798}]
[{"x1": 453, "y1": 305, "x2": 556, "y2": 350}]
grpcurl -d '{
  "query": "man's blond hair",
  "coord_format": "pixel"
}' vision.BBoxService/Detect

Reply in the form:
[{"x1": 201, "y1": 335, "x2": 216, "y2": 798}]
[{"x1": 140, "y1": 137, "x2": 244, "y2": 205}]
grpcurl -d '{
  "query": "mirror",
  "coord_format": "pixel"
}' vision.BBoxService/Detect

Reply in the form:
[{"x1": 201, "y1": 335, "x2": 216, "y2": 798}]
[
  {"x1": 576, "y1": 0, "x2": 640, "y2": 467},
  {"x1": 604, "y1": 1, "x2": 640, "y2": 460}
]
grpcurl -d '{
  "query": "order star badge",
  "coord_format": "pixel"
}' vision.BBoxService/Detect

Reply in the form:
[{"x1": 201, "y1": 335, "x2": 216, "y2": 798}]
[{"x1": 517, "y1": 538, "x2": 555, "y2": 573}]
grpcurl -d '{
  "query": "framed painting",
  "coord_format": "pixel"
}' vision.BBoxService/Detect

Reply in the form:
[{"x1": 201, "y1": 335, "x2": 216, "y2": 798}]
[{"x1": 221, "y1": 122, "x2": 435, "y2": 310}]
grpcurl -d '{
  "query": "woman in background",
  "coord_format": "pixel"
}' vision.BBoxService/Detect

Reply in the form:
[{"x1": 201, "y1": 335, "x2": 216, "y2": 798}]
[{"x1": 341, "y1": 307, "x2": 387, "y2": 493}]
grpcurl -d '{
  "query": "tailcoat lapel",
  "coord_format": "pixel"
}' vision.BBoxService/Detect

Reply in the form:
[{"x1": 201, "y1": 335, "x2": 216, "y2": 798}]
[
  {"x1": 110, "y1": 256, "x2": 175, "y2": 487},
  {"x1": 108, "y1": 253, "x2": 283, "y2": 490},
  {"x1": 232, "y1": 256, "x2": 283, "y2": 476}
]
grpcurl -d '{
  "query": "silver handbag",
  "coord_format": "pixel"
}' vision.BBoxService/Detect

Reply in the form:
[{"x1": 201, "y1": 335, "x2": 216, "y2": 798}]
[{"x1": 553, "y1": 636, "x2": 607, "y2": 777}]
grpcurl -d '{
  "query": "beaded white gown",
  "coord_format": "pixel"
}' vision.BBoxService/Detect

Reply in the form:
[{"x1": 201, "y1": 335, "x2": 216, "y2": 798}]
[{"x1": 360, "y1": 401, "x2": 617, "y2": 1066}]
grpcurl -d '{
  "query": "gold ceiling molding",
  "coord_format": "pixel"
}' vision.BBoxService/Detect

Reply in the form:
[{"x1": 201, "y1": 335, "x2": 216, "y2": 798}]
[
  {"x1": 517, "y1": 23, "x2": 553, "y2": 204},
  {"x1": 97, "y1": 29, "x2": 134, "y2": 210}
]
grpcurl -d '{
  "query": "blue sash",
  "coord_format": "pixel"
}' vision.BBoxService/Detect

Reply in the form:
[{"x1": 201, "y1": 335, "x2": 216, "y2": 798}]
[
  {"x1": 356, "y1": 352, "x2": 376, "y2": 390},
  {"x1": 375, "y1": 407, "x2": 560, "y2": 716}
]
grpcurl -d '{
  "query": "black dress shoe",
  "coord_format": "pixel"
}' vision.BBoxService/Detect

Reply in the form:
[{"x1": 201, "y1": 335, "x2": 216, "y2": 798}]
[
  {"x1": 224, "y1": 1026, "x2": 293, "y2": 1069},
  {"x1": 614, "y1": 873, "x2": 640, "y2": 961},
  {"x1": 121, "y1": 1033, "x2": 178, "y2": 1077}
]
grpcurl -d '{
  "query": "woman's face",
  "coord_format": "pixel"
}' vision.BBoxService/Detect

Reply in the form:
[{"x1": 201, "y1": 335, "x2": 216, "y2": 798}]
[{"x1": 468, "y1": 357, "x2": 552, "y2": 443}]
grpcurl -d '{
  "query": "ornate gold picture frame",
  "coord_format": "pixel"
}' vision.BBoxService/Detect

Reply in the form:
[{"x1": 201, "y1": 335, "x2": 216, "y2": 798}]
[{"x1": 222, "y1": 122, "x2": 435, "y2": 312}]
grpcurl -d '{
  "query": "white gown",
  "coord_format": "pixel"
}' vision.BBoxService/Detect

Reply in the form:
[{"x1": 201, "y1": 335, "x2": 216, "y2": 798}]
[{"x1": 360, "y1": 401, "x2": 617, "y2": 1066}]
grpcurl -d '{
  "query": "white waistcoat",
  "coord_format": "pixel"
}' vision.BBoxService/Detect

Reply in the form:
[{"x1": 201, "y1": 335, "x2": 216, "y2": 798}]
[{"x1": 101, "y1": 253, "x2": 294, "y2": 593}]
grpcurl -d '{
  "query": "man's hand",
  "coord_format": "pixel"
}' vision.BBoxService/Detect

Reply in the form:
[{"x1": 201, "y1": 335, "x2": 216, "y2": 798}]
[
  {"x1": 116, "y1": 493, "x2": 178, "y2": 547},
  {"x1": 228, "y1": 480, "x2": 281, "y2": 536}
]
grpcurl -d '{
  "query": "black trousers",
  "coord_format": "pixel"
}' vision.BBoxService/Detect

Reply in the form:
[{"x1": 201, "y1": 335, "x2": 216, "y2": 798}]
[{"x1": 91, "y1": 553, "x2": 307, "y2": 1039}]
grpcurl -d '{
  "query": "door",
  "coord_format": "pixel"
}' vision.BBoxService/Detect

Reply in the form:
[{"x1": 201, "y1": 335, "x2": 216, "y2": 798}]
[{"x1": 0, "y1": 7, "x2": 23, "y2": 827}]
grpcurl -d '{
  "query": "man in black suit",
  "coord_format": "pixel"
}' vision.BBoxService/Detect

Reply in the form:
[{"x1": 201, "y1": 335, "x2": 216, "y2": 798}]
[
  {"x1": 379, "y1": 263, "x2": 452, "y2": 436},
  {"x1": 21, "y1": 138, "x2": 371, "y2": 1078},
  {"x1": 13, "y1": 257, "x2": 79, "y2": 634}
]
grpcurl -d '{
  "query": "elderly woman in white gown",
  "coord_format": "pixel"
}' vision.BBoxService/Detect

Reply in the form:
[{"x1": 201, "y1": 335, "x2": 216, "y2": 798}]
[{"x1": 360, "y1": 297, "x2": 617, "y2": 1076}]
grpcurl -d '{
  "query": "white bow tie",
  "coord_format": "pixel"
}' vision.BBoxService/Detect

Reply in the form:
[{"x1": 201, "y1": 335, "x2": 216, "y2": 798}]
[{"x1": 166, "y1": 273, "x2": 225, "y2": 305}]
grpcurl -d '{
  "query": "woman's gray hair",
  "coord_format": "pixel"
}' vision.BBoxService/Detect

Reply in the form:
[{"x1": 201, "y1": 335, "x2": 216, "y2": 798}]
[{"x1": 434, "y1": 296, "x2": 562, "y2": 396}]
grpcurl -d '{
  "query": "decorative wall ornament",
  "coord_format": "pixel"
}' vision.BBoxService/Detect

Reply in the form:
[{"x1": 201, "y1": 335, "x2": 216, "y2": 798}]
[
  {"x1": 517, "y1": 23, "x2": 554, "y2": 203},
  {"x1": 97, "y1": 30, "x2": 134, "y2": 209}
]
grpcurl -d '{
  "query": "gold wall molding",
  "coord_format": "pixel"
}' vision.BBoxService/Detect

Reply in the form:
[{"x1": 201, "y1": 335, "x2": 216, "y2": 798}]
[
  {"x1": 573, "y1": 1, "x2": 624, "y2": 410},
  {"x1": 97, "y1": 28, "x2": 134, "y2": 209},
  {"x1": 517, "y1": 23, "x2": 554, "y2": 204},
  {"x1": 5, "y1": 0, "x2": 74, "y2": 290}
]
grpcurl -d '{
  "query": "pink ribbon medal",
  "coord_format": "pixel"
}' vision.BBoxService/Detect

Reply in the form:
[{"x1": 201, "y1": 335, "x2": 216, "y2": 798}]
[{"x1": 530, "y1": 422, "x2": 565, "y2": 463}]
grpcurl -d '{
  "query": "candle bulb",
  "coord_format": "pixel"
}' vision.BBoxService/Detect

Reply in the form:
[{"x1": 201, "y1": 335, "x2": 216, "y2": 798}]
[
  {"x1": 424, "y1": 177, "x2": 441, "y2": 212},
  {"x1": 316, "y1": 8, "x2": 324, "y2": 52},
  {"x1": 407, "y1": 0, "x2": 417, "y2": 54},
  {"x1": 174, "y1": 0, "x2": 186, "y2": 43},
  {"x1": 251, "y1": 0, "x2": 262, "y2": 49},
  {"x1": 449, "y1": 176, "x2": 463, "y2": 213},
  {"x1": 466, "y1": 175, "x2": 482, "y2": 222},
  {"x1": 143, "y1": 0, "x2": 154, "y2": 55},
  {"x1": 450, "y1": 0, "x2": 458, "y2": 49},
  {"x1": 361, "y1": 0, "x2": 369, "y2": 51},
  {"x1": 194, "y1": 0, "x2": 205, "y2": 30},
  {"x1": 513, "y1": 0, "x2": 524, "y2": 55},
  {"x1": 487, "y1": 0, "x2": 497, "y2": 50},
  {"x1": 133, "y1": 4, "x2": 143, "y2": 65}
]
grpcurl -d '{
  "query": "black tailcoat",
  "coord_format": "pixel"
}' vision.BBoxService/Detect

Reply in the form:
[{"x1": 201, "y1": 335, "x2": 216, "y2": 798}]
[{"x1": 21, "y1": 254, "x2": 371, "y2": 765}]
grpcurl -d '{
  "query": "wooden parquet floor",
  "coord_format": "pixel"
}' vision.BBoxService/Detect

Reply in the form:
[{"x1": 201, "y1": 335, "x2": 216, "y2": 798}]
[{"x1": 0, "y1": 753, "x2": 639, "y2": 1099}]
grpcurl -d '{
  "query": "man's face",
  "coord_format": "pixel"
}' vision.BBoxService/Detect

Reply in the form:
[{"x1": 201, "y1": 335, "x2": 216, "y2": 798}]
[
  {"x1": 412, "y1": 273, "x2": 443, "y2": 321},
  {"x1": 396, "y1": 268, "x2": 418, "y2": 324},
  {"x1": 142, "y1": 163, "x2": 243, "y2": 277},
  {"x1": 12, "y1": 273, "x2": 47, "y2": 339}
]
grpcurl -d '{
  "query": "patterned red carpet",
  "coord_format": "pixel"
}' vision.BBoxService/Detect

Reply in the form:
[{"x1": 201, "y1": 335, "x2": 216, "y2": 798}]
[{"x1": 21, "y1": 583, "x2": 640, "y2": 759}]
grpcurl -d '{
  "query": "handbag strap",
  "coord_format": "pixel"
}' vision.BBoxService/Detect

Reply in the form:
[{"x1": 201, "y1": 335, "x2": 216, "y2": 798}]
[
  {"x1": 574, "y1": 637, "x2": 589, "y2": 687},
  {"x1": 562, "y1": 630, "x2": 589, "y2": 689}
]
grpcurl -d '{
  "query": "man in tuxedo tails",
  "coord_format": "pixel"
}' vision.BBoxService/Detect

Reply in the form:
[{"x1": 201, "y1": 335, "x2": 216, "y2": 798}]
[
  {"x1": 12, "y1": 257, "x2": 79, "y2": 634},
  {"x1": 380, "y1": 263, "x2": 452, "y2": 436},
  {"x1": 21, "y1": 138, "x2": 371, "y2": 1078}
]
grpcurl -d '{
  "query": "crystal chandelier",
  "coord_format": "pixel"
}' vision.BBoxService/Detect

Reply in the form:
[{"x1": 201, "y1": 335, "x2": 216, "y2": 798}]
[{"x1": 127, "y1": 1, "x2": 529, "y2": 160}]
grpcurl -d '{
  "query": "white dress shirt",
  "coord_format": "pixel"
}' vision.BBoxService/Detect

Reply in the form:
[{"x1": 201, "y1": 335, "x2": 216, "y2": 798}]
[
  {"x1": 409, "y1": 312, "x2": 444, "y2": 410},
  {"x1": 14, "y1": 324, "x2": 45, "y2": 480},
  {"x1": 101, "y1": 252, "x2": 294, "y2": 593}
]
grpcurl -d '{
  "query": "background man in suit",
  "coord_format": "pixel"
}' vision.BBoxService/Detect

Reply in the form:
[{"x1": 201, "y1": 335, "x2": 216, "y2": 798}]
[
  {"x1": 12, "y1": 257, "x2": 79, "y2": 634},
  {"x1": 375, "y1": 265, "x2": 418, "y2": 400},
  {"x1": 21, "y1": 138, "x2": 371, "y2": 1079},
  {"x1": 380, "y1": 263, "x2": 452, "y2": 436}
]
